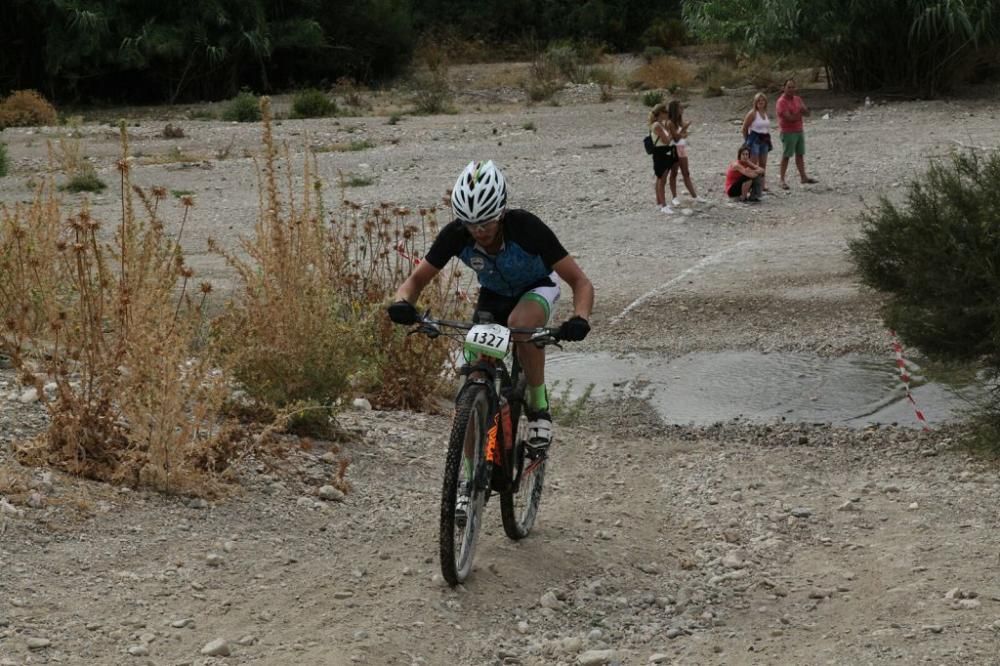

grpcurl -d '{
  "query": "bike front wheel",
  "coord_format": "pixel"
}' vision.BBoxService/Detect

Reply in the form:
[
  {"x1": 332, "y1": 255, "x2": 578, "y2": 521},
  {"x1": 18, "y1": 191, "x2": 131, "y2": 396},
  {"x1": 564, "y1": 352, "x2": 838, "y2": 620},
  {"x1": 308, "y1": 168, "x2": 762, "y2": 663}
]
[
  {"x1": 439, "y1": 384, "x2": 491, "y2": 586},
  {"x1": 500, "y1": 406, "x2": 547, "y2": 540}
]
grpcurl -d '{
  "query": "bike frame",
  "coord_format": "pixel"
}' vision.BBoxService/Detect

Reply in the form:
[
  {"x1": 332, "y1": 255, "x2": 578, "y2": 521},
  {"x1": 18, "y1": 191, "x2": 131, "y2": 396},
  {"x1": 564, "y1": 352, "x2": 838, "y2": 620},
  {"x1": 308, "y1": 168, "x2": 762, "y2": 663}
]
[{"x1": 413, "y1": 316, "x2": 558, "y2": 496}]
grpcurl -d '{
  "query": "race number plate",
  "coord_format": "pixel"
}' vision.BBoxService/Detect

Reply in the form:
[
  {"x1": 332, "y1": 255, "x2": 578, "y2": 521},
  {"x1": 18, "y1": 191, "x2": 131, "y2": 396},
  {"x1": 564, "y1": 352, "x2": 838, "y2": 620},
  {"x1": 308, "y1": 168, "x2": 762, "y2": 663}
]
[{"x1": 464, "y1": 323, "x2": 512, "y2": 359}]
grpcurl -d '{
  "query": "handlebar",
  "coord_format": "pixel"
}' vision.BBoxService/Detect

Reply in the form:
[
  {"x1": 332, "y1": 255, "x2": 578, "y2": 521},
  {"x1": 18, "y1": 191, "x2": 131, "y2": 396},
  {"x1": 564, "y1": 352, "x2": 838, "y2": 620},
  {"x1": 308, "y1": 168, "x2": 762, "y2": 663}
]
[{"x1": 409, "y1": 315, "x2": 563, "y2": 348}]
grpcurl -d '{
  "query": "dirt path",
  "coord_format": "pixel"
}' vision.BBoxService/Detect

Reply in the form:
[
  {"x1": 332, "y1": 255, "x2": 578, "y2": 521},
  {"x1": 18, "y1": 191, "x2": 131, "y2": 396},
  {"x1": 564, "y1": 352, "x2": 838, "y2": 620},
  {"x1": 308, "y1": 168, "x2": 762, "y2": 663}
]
[{"x1": 3, "y1": 73, "x2": 1000, "y2": 665}]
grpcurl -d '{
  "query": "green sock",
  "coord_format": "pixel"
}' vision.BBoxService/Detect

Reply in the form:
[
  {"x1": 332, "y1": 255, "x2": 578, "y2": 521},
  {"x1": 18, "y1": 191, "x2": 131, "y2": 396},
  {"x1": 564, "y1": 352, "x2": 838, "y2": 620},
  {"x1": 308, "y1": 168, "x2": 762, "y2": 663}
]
[
  {"x1": 463, "y1": 458, "x2": 473, "y2": 481},
  {"x1": 527, "y1": 384, "x2": 548, "y2": 412}
]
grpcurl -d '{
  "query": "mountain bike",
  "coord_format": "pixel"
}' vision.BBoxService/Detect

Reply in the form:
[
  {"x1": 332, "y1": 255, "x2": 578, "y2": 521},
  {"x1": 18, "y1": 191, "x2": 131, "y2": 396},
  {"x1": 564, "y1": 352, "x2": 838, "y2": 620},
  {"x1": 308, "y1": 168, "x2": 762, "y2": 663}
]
[{"x1": 409, "y1": 314, "x2": 563, "y2": 586}]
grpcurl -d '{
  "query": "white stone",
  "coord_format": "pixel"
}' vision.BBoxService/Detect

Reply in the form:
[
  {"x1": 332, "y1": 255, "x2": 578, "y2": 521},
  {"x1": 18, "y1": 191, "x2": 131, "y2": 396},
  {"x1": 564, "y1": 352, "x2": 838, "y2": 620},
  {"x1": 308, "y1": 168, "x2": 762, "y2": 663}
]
[
  {"x1": 200, "y1": 638, "x2": 231, "y2": 656},
  {"x1": 18, "y1": 387, "x2": 39, "y2": 403},
  {"x1": 318, "y1": 485, "x2": 345, "y2": 502},
  {"x1": 0, "y1": 499, "x2": 24, "y2": 517},
  {"x1": 577, "y1": 649, "x2": 617, "y2": 665},
  {"x1": 540, "y1": 591, "x2": 563, "y2": 610},
  {"x1": 351, "y1": 397, "x2": 372, "y2": 411}
]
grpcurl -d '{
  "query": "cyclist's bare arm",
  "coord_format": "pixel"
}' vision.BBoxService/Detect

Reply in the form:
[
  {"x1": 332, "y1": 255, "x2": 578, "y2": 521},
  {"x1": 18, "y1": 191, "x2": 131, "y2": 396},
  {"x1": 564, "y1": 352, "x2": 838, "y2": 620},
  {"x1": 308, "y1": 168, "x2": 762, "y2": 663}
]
[
  {"x1": 394, "y1": 260, "x2": 440, "y2": 304},
  {"x1": 552, "y1": 256, "x2": 594, "y2": 320}
]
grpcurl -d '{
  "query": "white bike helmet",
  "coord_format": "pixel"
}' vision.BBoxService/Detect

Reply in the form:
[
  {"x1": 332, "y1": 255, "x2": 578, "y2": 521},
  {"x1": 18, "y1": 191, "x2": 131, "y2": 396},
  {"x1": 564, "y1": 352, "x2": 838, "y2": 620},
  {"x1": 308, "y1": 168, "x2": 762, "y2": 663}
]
[{"x1": 450, "y1": 160, "x2": 507, "y2": 224}]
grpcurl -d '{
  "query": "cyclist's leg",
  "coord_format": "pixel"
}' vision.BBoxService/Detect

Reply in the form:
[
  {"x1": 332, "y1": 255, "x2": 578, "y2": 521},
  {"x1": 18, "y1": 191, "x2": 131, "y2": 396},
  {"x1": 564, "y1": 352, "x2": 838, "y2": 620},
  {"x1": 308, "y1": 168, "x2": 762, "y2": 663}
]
[{"x1": 508, "y1": 278, "x2": 560, "y2": 449}]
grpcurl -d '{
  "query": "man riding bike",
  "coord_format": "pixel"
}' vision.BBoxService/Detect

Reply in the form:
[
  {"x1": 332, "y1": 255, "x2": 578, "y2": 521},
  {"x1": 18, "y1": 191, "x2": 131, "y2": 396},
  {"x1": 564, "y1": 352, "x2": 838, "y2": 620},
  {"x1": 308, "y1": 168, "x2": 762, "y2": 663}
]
[{"x1": 387, "y1": 160, "x2": 594, "y2": 455}]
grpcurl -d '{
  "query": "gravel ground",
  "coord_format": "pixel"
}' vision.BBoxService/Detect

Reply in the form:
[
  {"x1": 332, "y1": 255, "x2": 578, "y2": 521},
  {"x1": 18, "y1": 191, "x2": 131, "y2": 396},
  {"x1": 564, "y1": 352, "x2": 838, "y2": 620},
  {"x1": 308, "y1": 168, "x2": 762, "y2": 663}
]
[{"x1": 2, "y1": 66, "x2": 1000, "y2": 665}]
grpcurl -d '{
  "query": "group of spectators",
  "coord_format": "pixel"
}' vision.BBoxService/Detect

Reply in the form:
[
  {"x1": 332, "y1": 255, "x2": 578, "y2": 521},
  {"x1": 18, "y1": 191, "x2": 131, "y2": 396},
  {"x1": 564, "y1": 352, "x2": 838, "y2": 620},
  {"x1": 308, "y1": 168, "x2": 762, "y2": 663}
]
[{"x1": 648, "y1": 78, "x2": 817, "y2": 210}]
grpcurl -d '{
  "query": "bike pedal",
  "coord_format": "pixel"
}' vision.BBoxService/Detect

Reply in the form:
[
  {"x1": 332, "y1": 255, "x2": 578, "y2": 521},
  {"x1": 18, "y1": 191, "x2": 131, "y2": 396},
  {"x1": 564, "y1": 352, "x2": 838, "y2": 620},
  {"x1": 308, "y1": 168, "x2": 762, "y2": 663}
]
[{"x1": 522, "y1": 442, "x2": 550, "y2": 459}]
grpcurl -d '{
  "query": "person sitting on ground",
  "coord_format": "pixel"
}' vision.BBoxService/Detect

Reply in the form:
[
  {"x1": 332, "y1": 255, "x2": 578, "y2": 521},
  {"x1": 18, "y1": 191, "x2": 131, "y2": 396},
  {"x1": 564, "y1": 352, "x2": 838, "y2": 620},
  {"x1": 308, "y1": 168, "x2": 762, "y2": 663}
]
[{"x1": 724, "y1": 144, "x2": 765, "y2": 202}]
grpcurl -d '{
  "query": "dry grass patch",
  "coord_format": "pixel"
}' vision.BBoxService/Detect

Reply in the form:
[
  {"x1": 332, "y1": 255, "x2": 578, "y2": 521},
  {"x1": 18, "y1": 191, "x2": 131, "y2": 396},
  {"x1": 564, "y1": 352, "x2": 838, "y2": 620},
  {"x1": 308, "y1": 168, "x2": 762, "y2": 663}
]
[
  {"x1": 0, "y1": 89, "x2": 58, "y2": 129},
  {"x1": 632, "y1": 56, "x2": 696, "y2": 90},
  {"x1": 312, "y1": 139, "x2": 375, "y2": 153}
]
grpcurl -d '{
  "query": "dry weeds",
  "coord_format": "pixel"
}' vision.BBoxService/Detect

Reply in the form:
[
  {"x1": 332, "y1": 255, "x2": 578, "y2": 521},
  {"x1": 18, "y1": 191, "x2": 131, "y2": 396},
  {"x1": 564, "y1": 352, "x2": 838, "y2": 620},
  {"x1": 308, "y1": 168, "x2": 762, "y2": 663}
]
[{"x1": 1, "y1": 125, "x2": 230, "y2": 495}]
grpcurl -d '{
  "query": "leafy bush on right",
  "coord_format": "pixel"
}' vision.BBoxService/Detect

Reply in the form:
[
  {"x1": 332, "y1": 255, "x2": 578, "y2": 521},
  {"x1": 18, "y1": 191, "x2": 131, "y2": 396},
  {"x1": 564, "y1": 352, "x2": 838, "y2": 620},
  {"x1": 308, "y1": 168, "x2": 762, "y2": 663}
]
[
  {"x1": 848, "y1": 150, "x2": 1000, "y2": 448},
  {"x1": 0, "y1": 90, "x2": 58, "y2": 128}
]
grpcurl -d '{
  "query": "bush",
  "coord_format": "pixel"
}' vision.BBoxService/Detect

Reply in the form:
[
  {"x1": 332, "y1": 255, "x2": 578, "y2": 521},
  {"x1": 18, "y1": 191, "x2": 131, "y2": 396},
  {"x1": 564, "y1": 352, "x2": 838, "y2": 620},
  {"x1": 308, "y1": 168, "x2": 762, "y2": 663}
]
[
  {"x1": 543, "y1": 43, "x2": 585, "y2": 83},
  {"x1": 849, "y1": 151, "x2": 1000, "y2": 363},
  {"x1": 849, "y1": 150, "x2": 1000, "y2": 449},
  {"x1": 632, "y1": 56, "x2": 695, "y2": 90},
  {"x1": 1, "y1": 127, "x2": 230, "y2": 493},
  {"x1": 410, "y1": 39, "x2": 454, "y2": 115},
  {"x1": 641, "y1": 90, "x2": 664, "y2": 107},
  {"x1": 0, "y1": 143, "x2": 8, "y2": 177},
  {"x1": 222, "y1": 90, "x2": 261, "y2": 122},
  {"x1": 0, "y1": 90, "x2": 58, "y2": 129},
  {"x1": 291, "y1": 89, "x2": 337, "y2": 119},
  {"x1": 213, "y1": 98, "x2": 467, "y2": 412},
  {"x1": 60, "y1": 171, "x2": 106, "y2": 193},
  {"x1": 523, "y1": 54, "x2": 563, "y2": 103}
]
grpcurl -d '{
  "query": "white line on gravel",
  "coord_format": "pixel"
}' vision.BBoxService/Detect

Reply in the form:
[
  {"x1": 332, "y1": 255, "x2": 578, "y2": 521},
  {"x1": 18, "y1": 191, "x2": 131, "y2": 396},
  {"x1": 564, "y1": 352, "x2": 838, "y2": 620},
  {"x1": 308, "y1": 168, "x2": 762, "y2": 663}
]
[{"x1": 610, "y1": 240, "x2": 754, "y2": 325}]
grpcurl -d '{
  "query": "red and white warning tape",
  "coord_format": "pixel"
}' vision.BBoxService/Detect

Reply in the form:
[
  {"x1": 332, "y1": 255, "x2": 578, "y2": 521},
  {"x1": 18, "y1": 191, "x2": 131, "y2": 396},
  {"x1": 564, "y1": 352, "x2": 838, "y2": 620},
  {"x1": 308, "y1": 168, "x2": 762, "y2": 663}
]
[
  {"x1": 889, "y1": 330, "x2": 930, "y2": 430},
  {"x1": 395, "y1": 242, "x2": 471, "y2": 303}
]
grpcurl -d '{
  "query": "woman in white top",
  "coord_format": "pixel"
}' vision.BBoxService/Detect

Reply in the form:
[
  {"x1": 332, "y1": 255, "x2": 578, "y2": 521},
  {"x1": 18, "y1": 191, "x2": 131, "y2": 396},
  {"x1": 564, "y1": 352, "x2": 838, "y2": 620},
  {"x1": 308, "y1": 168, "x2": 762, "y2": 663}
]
[{"x1": 741, "y1": 92, "x2": 773, "y2": 192}]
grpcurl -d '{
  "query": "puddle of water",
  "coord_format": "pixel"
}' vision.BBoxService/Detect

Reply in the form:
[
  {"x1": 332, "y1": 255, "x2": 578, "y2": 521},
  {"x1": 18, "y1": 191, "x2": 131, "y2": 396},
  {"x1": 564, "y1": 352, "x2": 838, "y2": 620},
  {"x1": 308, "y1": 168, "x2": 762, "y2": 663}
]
[{"x1": 546, "y1": 351, "x2": 979, "y2": 428}]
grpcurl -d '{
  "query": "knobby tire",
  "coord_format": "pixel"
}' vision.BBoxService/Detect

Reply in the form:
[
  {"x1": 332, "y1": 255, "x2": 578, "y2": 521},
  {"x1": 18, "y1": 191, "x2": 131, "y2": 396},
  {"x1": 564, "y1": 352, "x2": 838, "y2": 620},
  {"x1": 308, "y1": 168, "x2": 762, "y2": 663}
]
[
  {"x1": 439, "y1": 384, "x2": 490, "y2": 586},
  {"x1": 500, "y1": 377, "x2": 547, "y2": 540}
]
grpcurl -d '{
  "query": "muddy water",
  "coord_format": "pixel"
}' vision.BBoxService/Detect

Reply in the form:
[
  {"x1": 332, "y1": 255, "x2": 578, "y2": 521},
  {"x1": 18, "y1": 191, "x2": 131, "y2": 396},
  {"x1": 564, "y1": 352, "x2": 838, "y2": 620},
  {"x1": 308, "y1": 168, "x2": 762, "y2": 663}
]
[{"x1": 546, "y1": 351, "x2": 978, "y2": 428}]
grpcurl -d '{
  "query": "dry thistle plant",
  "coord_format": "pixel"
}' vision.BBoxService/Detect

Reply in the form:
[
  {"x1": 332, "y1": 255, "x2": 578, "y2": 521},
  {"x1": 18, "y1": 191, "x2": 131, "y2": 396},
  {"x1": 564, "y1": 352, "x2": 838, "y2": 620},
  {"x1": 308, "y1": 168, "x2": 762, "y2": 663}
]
[
  {"x1": 331, "y1": 200, "x2": 469, "y2": 410},
  {"x1": 211, "y1": 96, "x2": 469, "y2": 415},
  {"x1": 211, "y1": 97, "x2": 367, "y2": 410},
  {"x1": 0, "y1": 124, "x2": 230, "y2": 495}
]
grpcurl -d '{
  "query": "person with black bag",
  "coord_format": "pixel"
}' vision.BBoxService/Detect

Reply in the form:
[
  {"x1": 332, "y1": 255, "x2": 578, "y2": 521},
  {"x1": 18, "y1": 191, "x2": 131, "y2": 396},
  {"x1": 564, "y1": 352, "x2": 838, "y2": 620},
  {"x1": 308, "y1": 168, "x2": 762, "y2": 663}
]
[{"x1": 647, "y1": 103, "x2": 677, "y2": 214}]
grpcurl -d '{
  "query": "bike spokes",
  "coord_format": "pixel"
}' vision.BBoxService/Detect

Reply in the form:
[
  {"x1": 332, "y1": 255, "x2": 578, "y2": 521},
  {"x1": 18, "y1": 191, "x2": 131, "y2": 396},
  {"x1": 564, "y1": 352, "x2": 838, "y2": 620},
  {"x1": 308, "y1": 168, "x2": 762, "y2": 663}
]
[{"x1": 440, "y1": 387, "x2": 490, "y2": 585}]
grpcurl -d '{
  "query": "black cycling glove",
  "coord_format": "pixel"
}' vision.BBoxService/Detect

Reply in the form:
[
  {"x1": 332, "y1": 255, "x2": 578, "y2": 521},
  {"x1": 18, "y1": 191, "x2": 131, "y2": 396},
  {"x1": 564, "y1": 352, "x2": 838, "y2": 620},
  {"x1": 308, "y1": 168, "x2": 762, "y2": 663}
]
[
  {"x1": 557, "y1": 315, "x2": 590, "y2": 341},
  {"x1": 387, "y1": 300, "x2": 419, "y2": 325}
]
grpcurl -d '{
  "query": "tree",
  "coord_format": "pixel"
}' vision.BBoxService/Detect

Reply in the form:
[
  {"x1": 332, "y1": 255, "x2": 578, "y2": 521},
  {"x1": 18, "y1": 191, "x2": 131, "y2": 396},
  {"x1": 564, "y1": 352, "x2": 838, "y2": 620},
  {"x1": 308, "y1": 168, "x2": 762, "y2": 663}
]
[{"x1": 683, "y1": 0, "x2": 1000, "y2": 94}]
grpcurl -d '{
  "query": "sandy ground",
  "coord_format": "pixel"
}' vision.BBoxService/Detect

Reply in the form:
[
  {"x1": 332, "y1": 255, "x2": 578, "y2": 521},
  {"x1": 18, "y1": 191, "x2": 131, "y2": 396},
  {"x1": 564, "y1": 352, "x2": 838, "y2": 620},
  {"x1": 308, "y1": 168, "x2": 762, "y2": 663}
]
[{"x1": 2, "y1": 65, "x2": 1000, "y2": 665}]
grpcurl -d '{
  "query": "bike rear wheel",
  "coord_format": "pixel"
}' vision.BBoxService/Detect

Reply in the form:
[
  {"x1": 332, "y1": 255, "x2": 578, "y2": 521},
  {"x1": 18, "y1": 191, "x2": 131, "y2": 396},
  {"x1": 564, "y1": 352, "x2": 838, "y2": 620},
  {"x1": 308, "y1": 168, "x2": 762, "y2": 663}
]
[
  {"x1": 500, "y1": 392, "x2": 547, "y2": 540},
  {"x1": 439, "y1": 384, "x2": 491, "y2": 586}
]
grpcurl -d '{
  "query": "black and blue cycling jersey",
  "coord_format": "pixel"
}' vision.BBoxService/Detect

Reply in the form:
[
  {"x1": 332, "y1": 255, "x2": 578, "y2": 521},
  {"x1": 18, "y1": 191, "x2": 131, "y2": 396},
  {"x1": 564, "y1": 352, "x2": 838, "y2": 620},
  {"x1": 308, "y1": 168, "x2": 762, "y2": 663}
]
[{"x1": 424, "y1": 209, "x2": 569, "y2": 298}]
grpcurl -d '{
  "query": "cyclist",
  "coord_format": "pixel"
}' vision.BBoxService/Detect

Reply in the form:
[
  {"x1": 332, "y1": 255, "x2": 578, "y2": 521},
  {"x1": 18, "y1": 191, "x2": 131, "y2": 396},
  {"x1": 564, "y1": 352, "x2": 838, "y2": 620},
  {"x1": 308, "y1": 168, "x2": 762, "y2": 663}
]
[{"x1": 387, "y1": 160, "x2": 594, "y2": 454}]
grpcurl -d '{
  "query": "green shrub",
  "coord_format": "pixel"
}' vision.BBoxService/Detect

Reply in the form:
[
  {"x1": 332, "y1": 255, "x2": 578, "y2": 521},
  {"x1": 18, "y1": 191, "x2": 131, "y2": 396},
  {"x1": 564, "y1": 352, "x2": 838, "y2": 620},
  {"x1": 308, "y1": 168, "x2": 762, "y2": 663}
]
[
  {"x1": 703, "y1": 85, "x2": 724, "y2": 97},
  {"x1": 0, "y1": 143, "x2": 8, "y2": 177},
  {"x1": 411, "y1": 70, "x2": 453, "y2": 115},
  {"x1": 849, "y1": 150, "x2": 1000, "y2": 451},
  {"x1": 222, "y1": 90, "x2": 261, "y2": 122},
  {"x1": 849, "y1": 150, "x2": 1000, "y2": 363},
  {"x1": 543, "y1": 43, "x2": 584, "y2": 83},
  {"x1": 60, "y1": 168, "x2": 106, "y2": 193},
  {"x1": 641, "y1": 90, "x2": 664, "y2": 107},
  {"x1": 291, "y1": 89, "x2": 337, "y2": 119}
]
